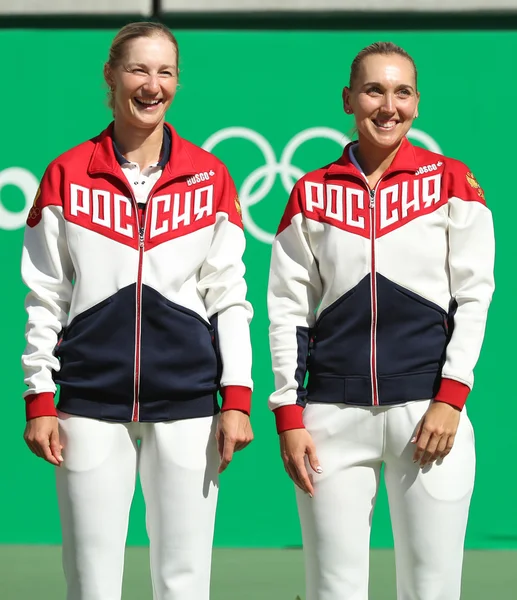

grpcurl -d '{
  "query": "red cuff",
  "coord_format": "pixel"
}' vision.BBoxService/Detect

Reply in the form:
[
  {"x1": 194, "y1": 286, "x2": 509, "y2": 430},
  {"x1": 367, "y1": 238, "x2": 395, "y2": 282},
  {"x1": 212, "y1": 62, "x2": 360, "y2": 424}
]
[
  {"x1": 220, "y1": 386, "x2": 251, "y2": 415},
  {"x1": 274, "y1": 405, "x2": 305, "y2": 434},
  {"x1": 25, "y1": 392, "x2": 57, "y2": 420},
  {"x1": 434, "y1": 378, "x2": 470, "y2": 410}
]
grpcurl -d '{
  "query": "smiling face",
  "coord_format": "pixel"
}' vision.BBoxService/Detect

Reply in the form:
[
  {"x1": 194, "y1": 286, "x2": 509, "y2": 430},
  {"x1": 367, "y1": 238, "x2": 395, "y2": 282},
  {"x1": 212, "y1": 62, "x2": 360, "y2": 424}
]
[
  {"x1": 104, "y1": 34, "x2": 178, "y2": 131},
  {"x1": 343, "y1": 53, "x2": 419, "y2": 153}
]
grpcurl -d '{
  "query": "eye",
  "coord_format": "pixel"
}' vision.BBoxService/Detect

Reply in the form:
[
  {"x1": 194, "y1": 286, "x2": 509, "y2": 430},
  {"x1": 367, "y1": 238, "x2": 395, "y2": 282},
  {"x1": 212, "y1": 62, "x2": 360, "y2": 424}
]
[
  {"x1": 366, "y1": 86, "x2": 383, "y2": 95},
  {"x1": 132, "y1": 68, "x2": 146, "y2": 74},
  {"x1": 397, "y1": 88, "x2": 412, "y2": 97},
  {"x1": 160, "y1": 71, "x2": 173, "y2": 77}
]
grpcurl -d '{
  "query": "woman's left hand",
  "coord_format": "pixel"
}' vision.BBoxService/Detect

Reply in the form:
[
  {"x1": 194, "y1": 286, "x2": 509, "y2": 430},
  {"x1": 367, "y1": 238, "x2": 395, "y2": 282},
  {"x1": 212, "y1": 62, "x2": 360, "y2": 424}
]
[
  {"x1": 412, "y1": 401, "x2": 461, "y2": 467},
  {"x1": 216, "y1": 410, "x2": 254, "y2": 474}
]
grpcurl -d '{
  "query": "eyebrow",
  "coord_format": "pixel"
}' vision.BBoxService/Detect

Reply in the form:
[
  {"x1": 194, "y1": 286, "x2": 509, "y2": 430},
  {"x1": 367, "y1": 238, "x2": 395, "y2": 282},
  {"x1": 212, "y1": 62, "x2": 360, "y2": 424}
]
[
  {"x1": 127, "y1": 62, "x2": 177, "y2": 70},
  {"x1": 363, "y1": 81, "x2": 415, "y2": 91}
]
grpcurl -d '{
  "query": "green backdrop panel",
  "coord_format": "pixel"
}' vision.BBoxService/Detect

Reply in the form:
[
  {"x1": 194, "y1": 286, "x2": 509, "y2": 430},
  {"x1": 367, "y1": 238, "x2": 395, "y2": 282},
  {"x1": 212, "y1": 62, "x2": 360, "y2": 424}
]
[{"x1": 0, "y1": 29, "x2": 515, "y2": 549}]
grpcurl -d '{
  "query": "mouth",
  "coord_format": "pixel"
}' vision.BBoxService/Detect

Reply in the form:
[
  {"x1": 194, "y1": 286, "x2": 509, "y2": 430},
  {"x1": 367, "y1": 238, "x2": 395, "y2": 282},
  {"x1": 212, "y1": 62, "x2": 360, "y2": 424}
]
[
  {"x1": 372, "y1": 119, "x2": 399, "y2": 131},
  {"x1": 133, "y1": 98, "x2": 163, "y2": 110}
]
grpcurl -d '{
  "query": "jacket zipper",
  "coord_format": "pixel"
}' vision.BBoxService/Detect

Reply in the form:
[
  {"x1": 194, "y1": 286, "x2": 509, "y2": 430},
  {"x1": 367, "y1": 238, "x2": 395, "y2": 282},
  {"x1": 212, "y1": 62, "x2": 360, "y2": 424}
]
[
  {"x1": 132, "y1": 205, "x2": 147, "y2": 422},
  {"x1": 369, "y1": 188, "x2": 379, "y2": 407},
  {"x1": 331, "y1": 164, "x2": 403, "y2": 407},
  {"x1": 106, "y1": 162, "x2": 197, "y2": 422}
]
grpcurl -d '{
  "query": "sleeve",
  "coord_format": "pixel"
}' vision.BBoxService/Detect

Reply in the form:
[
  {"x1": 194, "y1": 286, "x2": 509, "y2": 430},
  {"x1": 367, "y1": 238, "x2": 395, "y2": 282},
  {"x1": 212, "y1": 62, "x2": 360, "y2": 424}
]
[
  {"x1": 434, "y1": 165, "x2": 495, "y2": 410},
  {"x1": 21, "y1": 162, "x2": 74, "y2": 420},
  {"x1": 267, "y1": 182, "x2": 323, "y2": 433},
  {"x1": 197, "y1": 165, "x2": 253, "y2": 414}
]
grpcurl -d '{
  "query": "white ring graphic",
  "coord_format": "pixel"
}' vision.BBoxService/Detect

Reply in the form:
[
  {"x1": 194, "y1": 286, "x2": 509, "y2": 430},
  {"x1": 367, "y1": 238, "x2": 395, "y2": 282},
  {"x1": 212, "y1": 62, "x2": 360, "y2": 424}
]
[
  {"x1": 204, "y1": 126, "x2": 442, "y2": 244},
  {"x1": 0, "y1": 167, "x2": 39, "y2": 231},
  {"x1": 203, "y1": 127, "x2": 350, "y2": 244},
  {"x1": 408, "y1": 128, "x2": 443, "y2": 154}
]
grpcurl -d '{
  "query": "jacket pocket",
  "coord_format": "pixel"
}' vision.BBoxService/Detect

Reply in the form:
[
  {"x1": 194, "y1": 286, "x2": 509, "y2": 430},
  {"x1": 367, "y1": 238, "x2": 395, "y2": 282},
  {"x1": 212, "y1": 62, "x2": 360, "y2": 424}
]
[
  {"x1": 54, "y1": 286, "x2": 136, "y2": 403},
  {"x1": 139, "y1": 286, "x2": 219, "y2": 402}
]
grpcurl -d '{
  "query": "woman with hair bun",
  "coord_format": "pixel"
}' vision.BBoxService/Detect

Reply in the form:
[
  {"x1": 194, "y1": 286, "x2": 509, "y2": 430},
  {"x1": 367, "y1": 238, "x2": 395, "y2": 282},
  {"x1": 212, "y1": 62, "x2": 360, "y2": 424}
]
[{"x1": 268, "y1": 41, "x2": 494, "y2": 600}]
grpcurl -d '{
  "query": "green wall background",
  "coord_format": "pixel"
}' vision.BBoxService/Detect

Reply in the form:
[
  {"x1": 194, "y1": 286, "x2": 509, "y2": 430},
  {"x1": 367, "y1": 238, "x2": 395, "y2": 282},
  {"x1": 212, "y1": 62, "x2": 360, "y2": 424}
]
[{"x1": 0, "y1": 29, "x2": 515, "y2": 548}]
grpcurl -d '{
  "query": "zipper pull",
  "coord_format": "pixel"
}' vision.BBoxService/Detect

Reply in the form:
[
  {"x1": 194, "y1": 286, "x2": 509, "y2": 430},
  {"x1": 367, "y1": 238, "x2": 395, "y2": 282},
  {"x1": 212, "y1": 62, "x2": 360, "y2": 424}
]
[
  {"x1": 139, "y1": 227, "x2": 144, "y2": 248},
  {"x1": 369, "y1": 189, "x2": 375, "y2": 208}
]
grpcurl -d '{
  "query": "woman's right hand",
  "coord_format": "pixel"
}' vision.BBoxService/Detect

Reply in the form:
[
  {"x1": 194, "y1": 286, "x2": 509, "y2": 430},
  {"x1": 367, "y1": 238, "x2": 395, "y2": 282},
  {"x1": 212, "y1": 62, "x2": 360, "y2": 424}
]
[
  {"x1": 279, "y1": 428, "x2": 322, "y2": 497},
  {"x1": 24, "y1": 416, "x2": 64, "y2": 466}
]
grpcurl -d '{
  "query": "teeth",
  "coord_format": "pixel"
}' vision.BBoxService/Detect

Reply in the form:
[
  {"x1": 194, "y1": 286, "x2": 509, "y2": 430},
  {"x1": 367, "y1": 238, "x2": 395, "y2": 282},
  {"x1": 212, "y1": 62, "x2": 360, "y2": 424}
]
[
  {"x1": 136, "y1": 99, "x2": 161, "y2": 106},
  {"x1": 374, "y1": 120, "x2": 397, "y2": 130}
]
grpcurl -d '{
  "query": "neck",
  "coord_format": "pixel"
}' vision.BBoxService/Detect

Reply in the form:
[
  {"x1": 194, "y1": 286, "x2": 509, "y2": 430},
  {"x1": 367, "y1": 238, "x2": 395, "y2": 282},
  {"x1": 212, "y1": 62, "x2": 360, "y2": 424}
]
[
  {"x1": 113, "y1": 119, "x2": 165, "y2": 170},
  {"x1": 354, "y1": 137, "x2": 403, "y2": 185}
]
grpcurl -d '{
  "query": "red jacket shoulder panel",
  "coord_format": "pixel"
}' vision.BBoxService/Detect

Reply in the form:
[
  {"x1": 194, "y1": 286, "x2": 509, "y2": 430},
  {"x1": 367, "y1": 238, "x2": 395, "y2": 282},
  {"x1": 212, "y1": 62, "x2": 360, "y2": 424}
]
[{"x1": 443, "y1": 157, "x2": 486, "y2": 206}]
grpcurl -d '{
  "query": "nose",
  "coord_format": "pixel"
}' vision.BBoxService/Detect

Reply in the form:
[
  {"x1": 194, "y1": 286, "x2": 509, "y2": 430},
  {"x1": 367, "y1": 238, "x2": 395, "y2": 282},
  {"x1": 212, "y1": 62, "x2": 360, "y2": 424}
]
[
  {"x1": 144, "y1": 74, "x2": 160, "y2": 94},
  {"x1": 381, "y1": 92, "x2": 395, "y2": 113}
]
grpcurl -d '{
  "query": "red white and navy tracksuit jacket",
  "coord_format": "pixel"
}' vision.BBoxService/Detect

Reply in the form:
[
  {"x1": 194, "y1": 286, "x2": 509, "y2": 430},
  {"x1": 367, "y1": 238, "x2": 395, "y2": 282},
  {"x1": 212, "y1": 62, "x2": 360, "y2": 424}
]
[
  {"x1": 268, "y1": 138, "x2": 495, "y2": 433},
  {"x1": 21, "y1": 122, "x2": 253, "y2": 422}
]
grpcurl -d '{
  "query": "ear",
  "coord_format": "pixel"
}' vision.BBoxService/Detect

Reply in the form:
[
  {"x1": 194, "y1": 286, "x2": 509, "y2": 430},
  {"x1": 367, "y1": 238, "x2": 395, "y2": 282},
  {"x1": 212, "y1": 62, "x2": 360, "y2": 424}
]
[
  {"x1": 342, "y1": 86, "x2": 353, "y2": 115},
  {"x1": 103, "y1": 63, "x2": 114, "y2": 88},
  {"x1": 414, "y1": 90, "x2": 421, "y2": 119}
]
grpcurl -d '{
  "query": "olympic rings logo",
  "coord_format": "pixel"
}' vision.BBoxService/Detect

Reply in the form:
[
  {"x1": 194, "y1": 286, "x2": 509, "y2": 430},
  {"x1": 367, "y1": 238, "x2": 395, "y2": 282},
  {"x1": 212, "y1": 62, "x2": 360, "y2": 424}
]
[{"x1": 203, "y1": 127, "x2": 442, "y2": 244}]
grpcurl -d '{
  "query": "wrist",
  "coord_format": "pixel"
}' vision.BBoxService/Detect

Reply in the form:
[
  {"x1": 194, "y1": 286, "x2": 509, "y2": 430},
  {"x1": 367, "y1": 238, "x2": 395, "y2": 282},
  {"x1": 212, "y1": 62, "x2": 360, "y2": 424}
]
[{"x1": 274, "y1": 405, "x2": 305, "y2": 434}]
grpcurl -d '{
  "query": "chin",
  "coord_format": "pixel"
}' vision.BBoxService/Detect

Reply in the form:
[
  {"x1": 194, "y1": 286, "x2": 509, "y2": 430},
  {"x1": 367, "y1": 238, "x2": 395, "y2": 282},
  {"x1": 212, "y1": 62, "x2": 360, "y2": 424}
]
[
  {"x1": 365, "y1": 130, "x2": 404, "y2": 149},
  {"x1": 376, "y1": 136, "x2": 404, "y2": 147},
  {"x1": 133, "y1": 116, "x2": 165, "y2": 129}
]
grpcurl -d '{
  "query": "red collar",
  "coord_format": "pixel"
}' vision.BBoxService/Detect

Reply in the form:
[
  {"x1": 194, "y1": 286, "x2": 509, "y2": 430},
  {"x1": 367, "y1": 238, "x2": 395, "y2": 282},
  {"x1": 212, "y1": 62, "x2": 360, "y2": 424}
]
[
  {"x1": 88, "y1": 122, "x2": 197, "y2": 182},
  {"x1": 327, "y1": 137, "x2": 419, "y2": 179}
]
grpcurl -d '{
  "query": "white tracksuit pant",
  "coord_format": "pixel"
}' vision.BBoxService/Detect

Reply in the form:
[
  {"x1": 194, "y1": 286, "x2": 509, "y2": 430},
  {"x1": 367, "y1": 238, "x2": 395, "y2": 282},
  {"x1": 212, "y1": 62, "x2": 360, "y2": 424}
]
[
  {"x1": 297, "y1": 400, "x2": 475, "y2": 600},
  {"x1": 56, "y1": 412, "x2": 219, "y2": 600}
]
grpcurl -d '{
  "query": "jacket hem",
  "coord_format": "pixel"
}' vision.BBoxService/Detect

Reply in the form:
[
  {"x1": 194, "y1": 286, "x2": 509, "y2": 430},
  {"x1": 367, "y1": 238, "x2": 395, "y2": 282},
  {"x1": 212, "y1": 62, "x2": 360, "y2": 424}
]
[
  {"x1": 57, "y1": 392, "x2": 219, "y2": 423},
  {"x1": 307, "y1": 371, "x2": 440, "y2": 406}
]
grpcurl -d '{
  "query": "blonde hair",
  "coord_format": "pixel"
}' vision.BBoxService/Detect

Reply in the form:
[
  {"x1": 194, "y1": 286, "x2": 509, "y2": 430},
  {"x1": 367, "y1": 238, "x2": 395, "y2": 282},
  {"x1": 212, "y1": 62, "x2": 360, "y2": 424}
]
[
  {"x1": 349, "y1": 41, "x2": 417, "y2": 90},
  {"x1": 105, "y1": 22, "x2": 179, "y2": 110}
]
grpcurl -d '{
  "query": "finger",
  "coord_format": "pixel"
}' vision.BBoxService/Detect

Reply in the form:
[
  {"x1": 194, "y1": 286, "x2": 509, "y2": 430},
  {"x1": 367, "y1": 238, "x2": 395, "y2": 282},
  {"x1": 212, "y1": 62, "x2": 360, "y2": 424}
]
[
  {"x1": 36, "y1": 439, "x2": 60, "y2": 466},
  {"x1": 306, "y1": 444, "x2": 323, "y2": 474},
  {"x1": 411, "y1": 417, "x2": 424, "y2": 445},
  {"x1": 435, "y1": 435, "x2": 448, "y2": 458},
  {"x1": 286, "y1": 462, "x2": 308, "y2": 496},
  {"x1": 292, "y1": 458, "x2": 314, "y2": 497},
  {"x1": 50, "y1": 430, "x2": 64, "y2": 464},
  {"x1": 413, "y1": 427, "x2": 430, "y2": 463},
  {"x1": 441, "y1": 434, "x2": 456, "y2": 458},
  {"x1": 421, "y1": 434, "x2": 441, "y2": 466},
  {"x1": 284, "y1": 462, "x2": 301, "y2": 487},
  {"x1": 233, "y1": 429, "x2": 253, "y2": 452},
  {"x1": 219, "y1": 437, "x2": 236, "y2": 474},
  {"x1": 28, "y1": 437, "x2": 46, "y2": 459},
  {"x1": 26, "y1": 440, "x2": 40, "y2": 457},
  {"x1": 216, "y1": 429, "x2": 224, "y2": 460},
  {"x1": 234, "y1": 439, "x2": 251, "y2": 452}
]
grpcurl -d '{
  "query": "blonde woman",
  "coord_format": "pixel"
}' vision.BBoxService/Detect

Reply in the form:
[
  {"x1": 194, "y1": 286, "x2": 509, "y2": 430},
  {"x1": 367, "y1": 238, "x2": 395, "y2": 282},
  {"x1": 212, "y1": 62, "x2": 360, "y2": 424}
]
[
  {"x1": 268, "y1": 42, "x2": 494, "y2": 600},
  {"x1": 22, "y1": 22, "x2": 253, "y2": 600}
]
